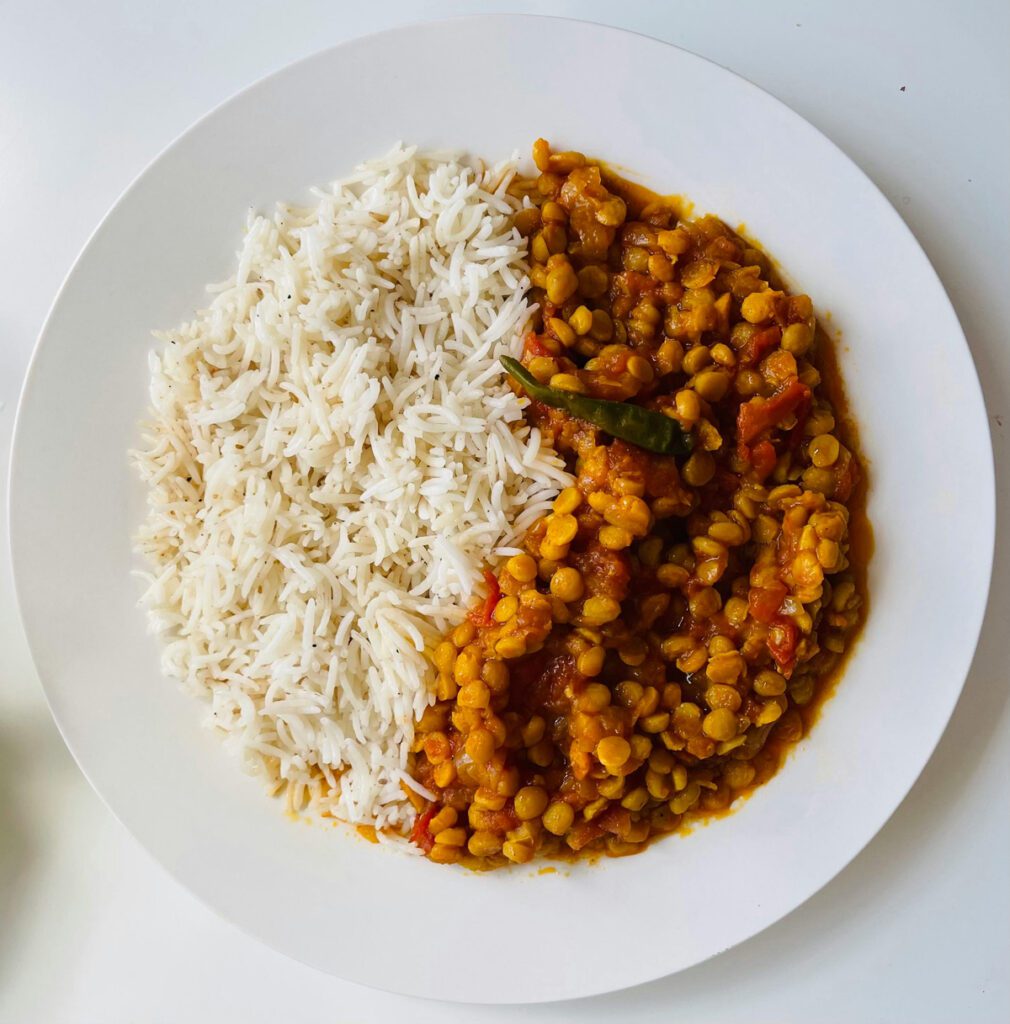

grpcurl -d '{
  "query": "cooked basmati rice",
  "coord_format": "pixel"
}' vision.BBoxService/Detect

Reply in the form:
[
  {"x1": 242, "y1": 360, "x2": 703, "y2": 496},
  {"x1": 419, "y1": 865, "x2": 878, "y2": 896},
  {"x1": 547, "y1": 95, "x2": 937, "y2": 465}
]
[{"x1": 132, "y1": 145, "x2": 572, "y2": 832}]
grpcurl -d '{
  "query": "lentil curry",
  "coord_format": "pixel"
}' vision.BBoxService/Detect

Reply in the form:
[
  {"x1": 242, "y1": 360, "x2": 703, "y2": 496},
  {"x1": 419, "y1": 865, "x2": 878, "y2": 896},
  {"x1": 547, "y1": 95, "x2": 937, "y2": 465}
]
[{"x1": 407, "y1": 140, "x2": 869, "y2": 867}]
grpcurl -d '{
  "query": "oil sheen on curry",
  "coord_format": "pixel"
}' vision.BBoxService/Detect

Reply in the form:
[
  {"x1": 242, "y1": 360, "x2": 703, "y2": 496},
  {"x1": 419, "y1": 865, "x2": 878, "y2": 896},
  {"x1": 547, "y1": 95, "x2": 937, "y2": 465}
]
[{"x1": 406, "y1": 139, "x2": 869, "y2": 868}]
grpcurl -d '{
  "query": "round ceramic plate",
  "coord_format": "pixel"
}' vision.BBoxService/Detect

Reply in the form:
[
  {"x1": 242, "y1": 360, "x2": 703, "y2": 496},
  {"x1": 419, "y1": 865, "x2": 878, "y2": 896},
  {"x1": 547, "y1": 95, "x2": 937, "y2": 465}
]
[{"x1": 9, "y1": 15, "x2": 994, "y2": 1004}]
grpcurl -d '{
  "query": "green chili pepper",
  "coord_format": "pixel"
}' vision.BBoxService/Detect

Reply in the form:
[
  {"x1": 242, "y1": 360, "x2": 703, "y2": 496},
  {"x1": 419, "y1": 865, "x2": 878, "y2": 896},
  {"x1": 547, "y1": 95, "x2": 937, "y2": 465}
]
[{"x1": 501, "y1": 356, "x2": 692, "y2": 457}]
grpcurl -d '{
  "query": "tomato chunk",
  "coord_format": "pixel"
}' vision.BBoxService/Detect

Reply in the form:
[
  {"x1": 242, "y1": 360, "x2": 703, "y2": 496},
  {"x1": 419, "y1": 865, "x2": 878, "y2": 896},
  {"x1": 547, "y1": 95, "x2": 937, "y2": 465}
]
[
  {"x1": 750, "y1": 439, "x2": 777, "y2": 481},
  {"x1": 768, "y1": 616, "x2": 799, "y2": 673},
  {"x1": 410, "y1": 804, "x2": 437, "y2": 853},
  {"x1": 748, "y1": 581, "x2": 788, "y2": 624},
  {"x1": 523, "y1": 331, "x2": 550, "y2": 358},
  {"x1": 737, "y1": 380, "x2": 811, "y2": 444},
  {"x1": 833, "y1": 449, "x2": 860, "y2": 502},
  {"x1": 740, "y1": 325, "x2": 782, "y2": 367},
  {"x1": 468, "y1": 569, "x2": 501, "y2": 627}
]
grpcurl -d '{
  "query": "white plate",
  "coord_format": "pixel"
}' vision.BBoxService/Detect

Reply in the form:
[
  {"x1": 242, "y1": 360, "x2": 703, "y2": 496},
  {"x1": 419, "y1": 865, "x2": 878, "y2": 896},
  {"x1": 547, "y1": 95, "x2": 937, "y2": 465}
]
[{"x1": 9, "y1": 15, "x2": 994, "y2": 1004}]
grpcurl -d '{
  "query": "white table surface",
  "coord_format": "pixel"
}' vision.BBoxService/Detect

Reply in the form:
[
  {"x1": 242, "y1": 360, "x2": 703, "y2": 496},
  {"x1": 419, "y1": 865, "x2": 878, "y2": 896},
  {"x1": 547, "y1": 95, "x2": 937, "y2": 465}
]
[{"x1": 1, "y1": 1, "x2": 1007, "y2": 1020}]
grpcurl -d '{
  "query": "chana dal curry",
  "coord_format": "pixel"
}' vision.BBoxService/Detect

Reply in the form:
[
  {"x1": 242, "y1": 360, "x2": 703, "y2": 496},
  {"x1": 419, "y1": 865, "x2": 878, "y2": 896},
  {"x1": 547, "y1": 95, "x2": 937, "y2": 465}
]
[{"x1": 407, "y1": 140, "x2": 869, "y2": 867}]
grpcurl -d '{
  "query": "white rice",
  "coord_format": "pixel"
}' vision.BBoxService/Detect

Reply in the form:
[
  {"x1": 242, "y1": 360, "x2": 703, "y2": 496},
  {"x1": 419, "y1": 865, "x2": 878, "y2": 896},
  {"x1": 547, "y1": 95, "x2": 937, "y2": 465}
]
[{"x1": 132, "y1": 145, "x2": 573, "y2": 832}]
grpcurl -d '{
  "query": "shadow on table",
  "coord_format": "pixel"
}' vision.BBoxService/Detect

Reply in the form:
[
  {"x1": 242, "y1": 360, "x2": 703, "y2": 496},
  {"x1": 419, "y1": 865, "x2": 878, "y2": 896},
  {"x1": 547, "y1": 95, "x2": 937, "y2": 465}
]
[{"x1": 0, "y1": 709, "x2": 81, "y2": 989}]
